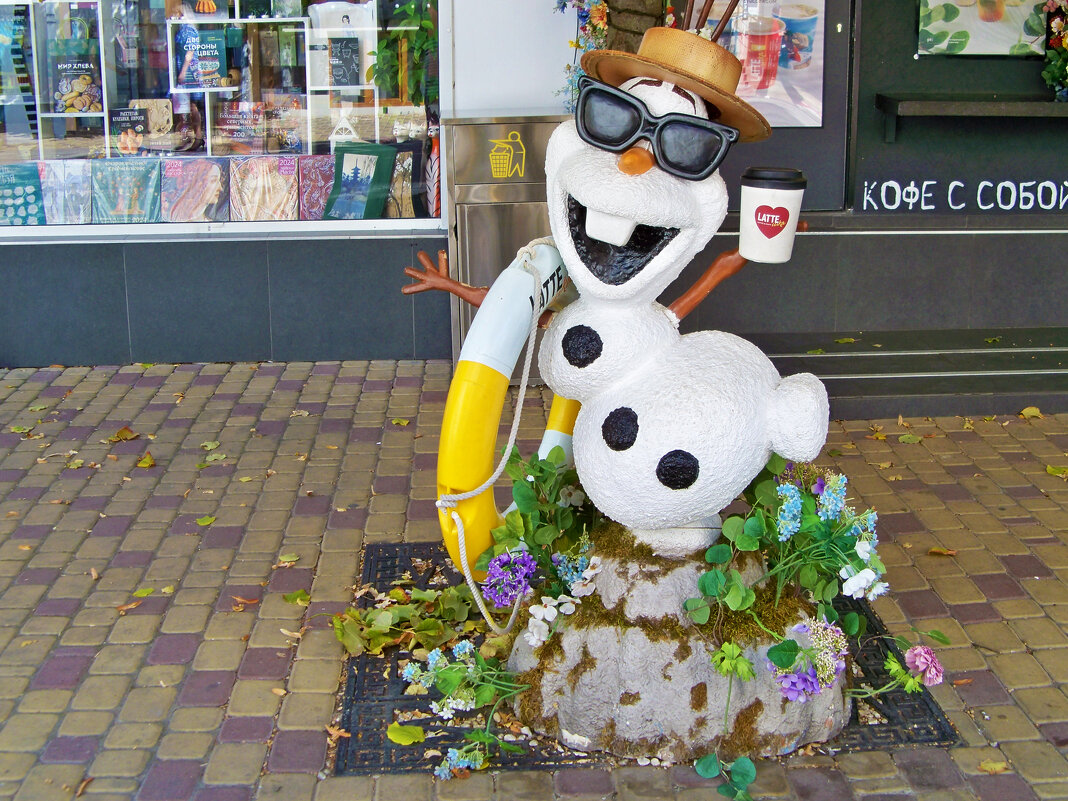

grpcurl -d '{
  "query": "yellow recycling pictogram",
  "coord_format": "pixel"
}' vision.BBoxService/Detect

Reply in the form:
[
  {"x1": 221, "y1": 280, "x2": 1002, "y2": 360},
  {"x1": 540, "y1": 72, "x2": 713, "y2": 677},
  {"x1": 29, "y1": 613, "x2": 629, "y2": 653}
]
[{"x1": 488, "y1": 131, "x2": 526, "y2": 179}]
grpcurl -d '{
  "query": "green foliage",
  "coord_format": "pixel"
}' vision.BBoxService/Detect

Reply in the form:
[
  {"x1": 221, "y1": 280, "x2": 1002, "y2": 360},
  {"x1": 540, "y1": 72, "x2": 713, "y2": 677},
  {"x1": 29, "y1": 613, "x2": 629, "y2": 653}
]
[
  {"x1": 710, "y1": 642, "x2": 755, "y2": 681},
  {"x1": 475, "y1": 446, "x2": 602, "y2": 594},
  {"x1": 369, "y1": 0, "x2": 439, "y2": 107},
  {"x1": 330, "y1": 584, "x2": 477, "y2": 656}
]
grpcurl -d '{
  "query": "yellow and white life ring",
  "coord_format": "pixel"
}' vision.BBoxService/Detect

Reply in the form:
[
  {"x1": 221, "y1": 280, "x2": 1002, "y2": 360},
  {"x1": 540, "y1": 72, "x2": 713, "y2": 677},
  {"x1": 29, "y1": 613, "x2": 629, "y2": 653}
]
[{"x1": 436, "y1": 240, "x2": 581, "y2": 579}]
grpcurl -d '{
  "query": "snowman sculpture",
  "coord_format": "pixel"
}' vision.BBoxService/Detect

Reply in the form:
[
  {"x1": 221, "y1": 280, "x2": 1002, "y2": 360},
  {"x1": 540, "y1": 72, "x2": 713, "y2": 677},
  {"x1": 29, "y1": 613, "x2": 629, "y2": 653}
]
[
  {"x1": 406, "y1": 27, "x2": 847, "y2": 760},
  {"x1": 539, "y1": 28, "x2": 828, "y2": 557}
]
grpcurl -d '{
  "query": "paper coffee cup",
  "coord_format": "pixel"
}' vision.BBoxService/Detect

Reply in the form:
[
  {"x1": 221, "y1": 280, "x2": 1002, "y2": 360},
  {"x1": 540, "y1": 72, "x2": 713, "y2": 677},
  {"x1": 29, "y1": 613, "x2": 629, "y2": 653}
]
[{"x1": 738, "y1": 167, "x2": 806, "y2": 264}]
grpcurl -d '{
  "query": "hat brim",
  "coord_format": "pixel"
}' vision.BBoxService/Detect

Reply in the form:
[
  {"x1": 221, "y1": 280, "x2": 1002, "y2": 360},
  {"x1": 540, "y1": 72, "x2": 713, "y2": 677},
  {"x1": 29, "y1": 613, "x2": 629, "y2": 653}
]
[{"x1": 582, "y1": 50, "x2": 771, "y2": 143}]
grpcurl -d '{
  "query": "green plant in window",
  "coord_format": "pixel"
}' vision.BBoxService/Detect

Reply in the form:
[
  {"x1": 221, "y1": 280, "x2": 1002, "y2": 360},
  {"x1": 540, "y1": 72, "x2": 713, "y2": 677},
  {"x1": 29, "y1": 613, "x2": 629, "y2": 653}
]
[{"x1": 369, "y1": 0, "x2": 438, "y2": 107}]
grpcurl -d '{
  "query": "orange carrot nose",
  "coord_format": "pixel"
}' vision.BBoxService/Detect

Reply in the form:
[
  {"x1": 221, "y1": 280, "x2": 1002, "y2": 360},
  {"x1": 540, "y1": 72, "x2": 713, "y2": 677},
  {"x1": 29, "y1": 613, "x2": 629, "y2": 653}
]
[{"x1": 618, "y1": 147, "x2": 656, "y2": 176}]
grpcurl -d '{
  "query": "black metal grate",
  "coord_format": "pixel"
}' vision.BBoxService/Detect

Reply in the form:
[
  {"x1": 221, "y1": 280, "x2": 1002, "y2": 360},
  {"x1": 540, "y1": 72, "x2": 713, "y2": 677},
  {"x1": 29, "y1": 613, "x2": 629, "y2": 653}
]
[{"x1": 334, "y1": 544, "x2": 958, "y2": 775}]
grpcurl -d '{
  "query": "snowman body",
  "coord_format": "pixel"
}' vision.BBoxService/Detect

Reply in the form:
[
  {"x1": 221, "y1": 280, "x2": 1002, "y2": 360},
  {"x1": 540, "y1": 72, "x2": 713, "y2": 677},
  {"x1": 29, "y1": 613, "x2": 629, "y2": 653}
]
[{"x1": 538, "y1": 77, "x2": 828, "y2": 548}]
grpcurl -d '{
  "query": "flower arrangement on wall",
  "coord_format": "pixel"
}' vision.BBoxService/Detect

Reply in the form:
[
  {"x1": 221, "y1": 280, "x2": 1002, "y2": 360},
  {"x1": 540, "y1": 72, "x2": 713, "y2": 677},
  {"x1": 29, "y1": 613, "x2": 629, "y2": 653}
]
[{"x1": 553, "y1": 0, "x2": 610, "y2": 110}]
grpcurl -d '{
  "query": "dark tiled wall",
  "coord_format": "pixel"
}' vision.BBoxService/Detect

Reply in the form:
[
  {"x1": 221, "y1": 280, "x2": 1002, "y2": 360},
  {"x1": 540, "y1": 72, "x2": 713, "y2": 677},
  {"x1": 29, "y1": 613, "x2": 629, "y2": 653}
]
[
  {"x1": 0, "y1": 236, "x2": 450, "y2": 368},
  {"x1": 667, "y1": 231, "x2": 1068, "y2": 337}
]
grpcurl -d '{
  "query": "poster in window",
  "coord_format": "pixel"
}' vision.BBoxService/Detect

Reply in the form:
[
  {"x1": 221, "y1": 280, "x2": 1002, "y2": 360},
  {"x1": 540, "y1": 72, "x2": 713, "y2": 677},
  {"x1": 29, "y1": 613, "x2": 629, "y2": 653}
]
[
  {"x1": 174, "y1": 24, "x2": 228, "y2": 89},
  {"x1": 91, "y1": 159, "x2": 162, "y2": 224},
  {"x1": 711, "y1": 1, "x2": 824, "y2": 127},
  {"x1": 0, "y1": 164, "x2": 45, "y2": 226},
  {"x1": 324, "y1": 143, "x2": 395, "y2": 220},
  {"x1": 917, "y1": 0, "x2": 1046, "y2": 56},
  {"x1": 39, "y1": 161, "x2": 92, "y2": 224},
  {"x1": 162, "y1": 158, "x2": 230, "y2": 222},
  {"x1": 328, "y1": 37, "x2": 361, "y2": 86}
]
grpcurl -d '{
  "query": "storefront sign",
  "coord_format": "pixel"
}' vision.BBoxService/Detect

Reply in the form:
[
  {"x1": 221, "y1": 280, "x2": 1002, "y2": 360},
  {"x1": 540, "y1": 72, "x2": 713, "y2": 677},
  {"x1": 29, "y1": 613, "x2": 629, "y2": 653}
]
[{"x1": 859, "y1": 177, "x2": 1068, "y2": 213}]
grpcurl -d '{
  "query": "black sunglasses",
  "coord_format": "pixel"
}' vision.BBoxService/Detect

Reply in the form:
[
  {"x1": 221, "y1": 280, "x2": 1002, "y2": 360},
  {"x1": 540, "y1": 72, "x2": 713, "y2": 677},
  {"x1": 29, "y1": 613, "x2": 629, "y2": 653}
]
[{"x1": 575, "y1": 76, "x2": 738, "y2": 182}]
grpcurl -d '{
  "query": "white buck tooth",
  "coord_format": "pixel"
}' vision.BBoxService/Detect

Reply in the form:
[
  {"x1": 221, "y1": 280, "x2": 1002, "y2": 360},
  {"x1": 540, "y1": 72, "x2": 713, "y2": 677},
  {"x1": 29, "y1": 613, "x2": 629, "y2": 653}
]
[{"x1": 584, "y1": 207, "x2": 637, "y2": 247}]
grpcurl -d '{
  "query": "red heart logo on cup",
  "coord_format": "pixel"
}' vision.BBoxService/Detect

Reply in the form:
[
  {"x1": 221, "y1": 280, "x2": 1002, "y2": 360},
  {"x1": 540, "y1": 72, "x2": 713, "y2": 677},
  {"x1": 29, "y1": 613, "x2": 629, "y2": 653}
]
[{"x1": 754, "y1": 205, "x2": 789, "y2": 239}]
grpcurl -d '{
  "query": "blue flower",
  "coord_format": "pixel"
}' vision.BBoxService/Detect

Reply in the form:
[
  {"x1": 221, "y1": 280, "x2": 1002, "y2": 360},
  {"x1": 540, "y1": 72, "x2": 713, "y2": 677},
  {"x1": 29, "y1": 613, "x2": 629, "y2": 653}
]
[
  {"x1": 776, "y1": 483, "x2": 802, "y2": 541},
  {"x1": 452, "y1": 640, "x2": 474, "y2": 660},
  {"x1": 818, "y1": 474, "x2": 847, "y2": 521},
  {"x1": 434, "y1": 761, "x2": 453, "y2": 780},
  {"x1": 427, "y1": 648, "x2": 445, "y2": 670},
  {"x1": 401, "y1": 663, "x2": 420, "y2": 683}
]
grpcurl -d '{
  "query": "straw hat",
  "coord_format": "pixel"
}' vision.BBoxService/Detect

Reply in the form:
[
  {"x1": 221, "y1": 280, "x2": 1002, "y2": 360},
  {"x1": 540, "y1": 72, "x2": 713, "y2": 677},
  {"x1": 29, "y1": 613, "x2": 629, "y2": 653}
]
[{"x1": 581, "y1": 26, "x2": 771, "y2": 143}]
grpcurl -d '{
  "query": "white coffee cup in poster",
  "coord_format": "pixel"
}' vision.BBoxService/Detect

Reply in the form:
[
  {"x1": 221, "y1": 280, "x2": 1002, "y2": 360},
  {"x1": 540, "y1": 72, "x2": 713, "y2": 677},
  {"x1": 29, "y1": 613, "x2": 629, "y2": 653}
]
[{"x1": 738, "y1": 167, "x2": 806, "y2": 263}]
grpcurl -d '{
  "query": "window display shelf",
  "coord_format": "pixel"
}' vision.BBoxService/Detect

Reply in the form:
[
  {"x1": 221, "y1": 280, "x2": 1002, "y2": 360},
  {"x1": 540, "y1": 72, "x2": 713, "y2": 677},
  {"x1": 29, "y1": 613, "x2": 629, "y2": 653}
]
[
  {"x1": 875, "y1": 92, "x2": 1068, "y2": 142},
  {"x1": 39, "y1": 111, "x2": 104, "y2": 118}
]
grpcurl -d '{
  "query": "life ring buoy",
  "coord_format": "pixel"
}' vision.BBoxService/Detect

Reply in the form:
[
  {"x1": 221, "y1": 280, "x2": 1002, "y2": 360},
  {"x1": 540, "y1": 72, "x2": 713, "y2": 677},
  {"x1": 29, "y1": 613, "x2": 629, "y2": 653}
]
[{"x1": 436, "y1": 241, "x2": 581, "y2": 577}]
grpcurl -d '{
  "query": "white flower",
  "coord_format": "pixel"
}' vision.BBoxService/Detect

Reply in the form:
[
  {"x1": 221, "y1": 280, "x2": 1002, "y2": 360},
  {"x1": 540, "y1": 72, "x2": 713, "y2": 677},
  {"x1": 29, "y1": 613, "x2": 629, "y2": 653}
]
[
  {"x1": 523, "y1": 618, "x2": 549, "y2": 647},
  {"x1": 1054, "y1": 16, "x2": 1065, "y2": 32},
  {"x1": 558, "y1": 485, "x2": 586, "y2": 507},
  {"x1": 556, "y1": 595, "x2": 578, "y2": 615},
  {"x1": 866, "y1": 581, "x2": 889, "y2": 601},
  {"x1": 570, "y1": 577, "x2": 596, "y2": 597},
  {"x1": 854, "y1": 540, "x2": 873, "y2": 563},
  {"x1": 530, "y1": 603, "x2": 557, "y2": 623},
  {"x1": 842, "y1": 568, "x2": 878, "y2": 599},
  {"x1": 582, "y1": 556, "x2": 602, "y2": 579},
  {"x1": 839, "y1": 565, "x2": 856, "y2": 580}
]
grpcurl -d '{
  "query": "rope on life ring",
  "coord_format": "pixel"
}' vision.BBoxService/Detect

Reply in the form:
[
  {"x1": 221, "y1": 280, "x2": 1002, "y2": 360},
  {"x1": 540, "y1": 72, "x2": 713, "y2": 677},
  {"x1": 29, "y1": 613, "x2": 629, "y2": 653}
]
[{"x1": 435, "y1": 239, "x2": 581, "y2": 634}]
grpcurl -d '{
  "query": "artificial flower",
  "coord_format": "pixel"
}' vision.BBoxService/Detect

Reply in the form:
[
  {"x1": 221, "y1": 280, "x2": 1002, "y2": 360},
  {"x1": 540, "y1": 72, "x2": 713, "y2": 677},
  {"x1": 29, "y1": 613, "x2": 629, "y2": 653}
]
[
  {"x1": 776, "y1": 482, "x2": 802, "y2": 541},
  {"x1": 841, "y1": 567, "x2": 878, "y2": 599},
  {"x1": 905, "y1": 645, "x2": 944, "y2": 687},
  {"x1": 482, "y1": 550, "x2": 537, "y2": 608}
]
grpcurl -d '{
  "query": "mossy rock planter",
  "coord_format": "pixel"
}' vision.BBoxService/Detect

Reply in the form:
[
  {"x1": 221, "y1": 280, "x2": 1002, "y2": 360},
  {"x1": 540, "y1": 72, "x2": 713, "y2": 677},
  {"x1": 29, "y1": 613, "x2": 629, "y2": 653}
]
[{"x1": 508, "y1": 548, "x2": 851, "y2": 761}]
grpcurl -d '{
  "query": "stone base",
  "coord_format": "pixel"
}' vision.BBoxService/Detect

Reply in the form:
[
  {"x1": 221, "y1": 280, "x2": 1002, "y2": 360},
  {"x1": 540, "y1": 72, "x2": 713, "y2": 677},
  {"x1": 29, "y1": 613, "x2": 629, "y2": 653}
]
[
  {"x1": 629, "y1": 514, "x2": 722, "y2": 559},
  {"x1": 509, "y1": 553, "x2": 851, "y2": 761}
]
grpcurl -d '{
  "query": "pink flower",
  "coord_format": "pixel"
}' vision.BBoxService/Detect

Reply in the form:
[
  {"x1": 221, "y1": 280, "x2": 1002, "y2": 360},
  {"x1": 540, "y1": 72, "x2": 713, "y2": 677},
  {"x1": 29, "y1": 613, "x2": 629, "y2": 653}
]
[{"x1": 904, "y1": 645, "x2": 944, "y2": 687}]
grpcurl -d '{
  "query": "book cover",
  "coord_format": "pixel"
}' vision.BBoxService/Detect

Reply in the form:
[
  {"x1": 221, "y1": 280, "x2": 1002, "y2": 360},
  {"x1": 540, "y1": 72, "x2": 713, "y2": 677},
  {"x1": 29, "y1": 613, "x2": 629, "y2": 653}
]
[
  {"x1": 110, "y1": 108, "x2": 149, "y2": 156},
  {"x1": 383, "y1": 140, "x2": 426, "y2": 219},
  {"x1": 229, "y1": 156, "x2": 298, "y2": 221},
  {"x1": 328, "y1": 37, "x2": 361, "y2": 86},
  {"x1": 51, "y1": 51, "x2": 102, "y2": 114},
  {"x1": 265, "y1": 98, "x2": 304, "y2": 154},
  {"x1": 174, "y1": 24, "x2": 227, "y2": 89},
  {"x1": 91, "y1": 159, "x2": 162, "y2": 224},
  {"x1": 38, "y1": 161, "x2": 92, "y2": 225},
  {"x1": 0, "y1": 164, "x2": 45, "y2": 226},
  {"x1": 298, "y1": 155, "x2": 333, "y2": 221},
  {"x1": 161, "y1": 157, "x2": 229, "y2": 222},
  {"x1": 213, "y1": 101, "x2": 265, "y2": 156}
]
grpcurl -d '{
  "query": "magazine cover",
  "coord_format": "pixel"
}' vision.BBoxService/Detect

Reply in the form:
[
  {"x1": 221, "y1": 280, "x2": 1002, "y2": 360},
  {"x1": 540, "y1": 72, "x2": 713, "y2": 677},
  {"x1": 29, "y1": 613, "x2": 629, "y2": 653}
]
[
  {"x1": 39, "y1": 161, "x2": 92, "y2": 224},
  {"x1": 161, "y1": 157, "x2": 229, "y2": 222},
  {"x1": 91, "y1": 159, "x2": 162, "y2": 223},
  {"x1": 298, "y1": 155, "x2": 333, "y2": 221},
  {"x1": 229, "y1": 156, "x2": 298, "y2": 221},
  {"x1": 324, "y1": 143, "x2": 395, "y2": 221},
  {"x1": 0, "y1": 164, "x2": 45, "y2": 226}
]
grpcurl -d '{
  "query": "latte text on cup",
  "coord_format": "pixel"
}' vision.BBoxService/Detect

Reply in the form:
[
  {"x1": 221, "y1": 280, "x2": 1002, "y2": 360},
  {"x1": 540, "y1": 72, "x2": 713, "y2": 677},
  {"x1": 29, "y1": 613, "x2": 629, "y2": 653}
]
[{"x1": 738, "y1": 167, "x2": 807, "y2": 264}]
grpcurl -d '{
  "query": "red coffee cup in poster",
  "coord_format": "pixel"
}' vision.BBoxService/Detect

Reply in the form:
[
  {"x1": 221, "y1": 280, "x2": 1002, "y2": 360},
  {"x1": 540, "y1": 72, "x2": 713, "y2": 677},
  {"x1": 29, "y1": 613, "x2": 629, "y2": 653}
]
[{"x1": 736, "y1": 16, "x2": 786, "y2": 91}]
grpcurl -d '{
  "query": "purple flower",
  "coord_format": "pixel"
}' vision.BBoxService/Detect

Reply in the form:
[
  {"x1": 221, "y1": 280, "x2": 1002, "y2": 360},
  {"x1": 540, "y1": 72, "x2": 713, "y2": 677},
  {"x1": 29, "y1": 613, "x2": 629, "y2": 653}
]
[
  {"x1": 904, "y1": 645, "x2": 944, "y2": 687},
  {"x1": 482, "y1": 551, "x2": 537, "y2": 609},
  {"x1": 776, "y1": 665, "x2": 821, "y2": 703},
  {"x1": 812, "y1": 475, "x2": 826, "y2": 495}
]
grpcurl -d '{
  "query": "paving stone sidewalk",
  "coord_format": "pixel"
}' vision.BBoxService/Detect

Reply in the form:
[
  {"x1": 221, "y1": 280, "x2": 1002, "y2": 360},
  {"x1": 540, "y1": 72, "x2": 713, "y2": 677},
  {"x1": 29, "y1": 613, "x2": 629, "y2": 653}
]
[{"x1": 0, "y1": 360, "x2": 1066, "y2": 801}]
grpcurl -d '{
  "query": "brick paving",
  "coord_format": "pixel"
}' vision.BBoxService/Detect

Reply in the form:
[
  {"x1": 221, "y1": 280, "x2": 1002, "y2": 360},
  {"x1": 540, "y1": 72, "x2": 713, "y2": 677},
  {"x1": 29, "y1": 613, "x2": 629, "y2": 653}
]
[{"x1": 0, "y1": 360, "x2": 1066, "y2": 800}]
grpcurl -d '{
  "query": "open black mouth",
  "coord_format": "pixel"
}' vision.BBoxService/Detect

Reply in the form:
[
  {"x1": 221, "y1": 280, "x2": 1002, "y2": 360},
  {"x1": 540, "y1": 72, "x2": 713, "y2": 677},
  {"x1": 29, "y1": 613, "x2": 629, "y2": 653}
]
[{"x1": 567, "y1": 196, "x2": 680, "y2": 286}]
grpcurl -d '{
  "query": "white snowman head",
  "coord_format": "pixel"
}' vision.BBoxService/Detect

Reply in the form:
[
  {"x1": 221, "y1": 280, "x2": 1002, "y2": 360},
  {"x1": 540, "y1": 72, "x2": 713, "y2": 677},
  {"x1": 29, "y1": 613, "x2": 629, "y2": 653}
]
[{"x1": 546, "y1": 27, "x2": 770, "y2": 306}]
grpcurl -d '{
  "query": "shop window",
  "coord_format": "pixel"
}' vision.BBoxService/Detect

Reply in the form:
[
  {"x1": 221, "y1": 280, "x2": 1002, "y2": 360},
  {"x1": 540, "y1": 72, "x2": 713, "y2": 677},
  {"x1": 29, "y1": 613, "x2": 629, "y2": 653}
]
[{"x1": 0, "y1": 0, "x2": 440, "y2": 226}]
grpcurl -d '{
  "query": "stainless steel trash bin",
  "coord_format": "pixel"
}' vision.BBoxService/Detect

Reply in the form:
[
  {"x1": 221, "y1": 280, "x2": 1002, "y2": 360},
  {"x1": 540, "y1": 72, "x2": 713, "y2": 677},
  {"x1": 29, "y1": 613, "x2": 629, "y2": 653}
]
[{"x1": 442, "y1": 112, "x2": 568, "y2": 380}]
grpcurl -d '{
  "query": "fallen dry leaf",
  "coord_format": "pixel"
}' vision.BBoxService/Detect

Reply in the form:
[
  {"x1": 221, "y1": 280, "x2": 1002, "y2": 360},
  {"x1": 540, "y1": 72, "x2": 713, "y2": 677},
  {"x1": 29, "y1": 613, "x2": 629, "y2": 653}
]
[
  {"x1": 108, "y1": 426, "x2": 140, "y2": 443},
  {"x1": 325, "y1": 725, "x2": 351, "y2": 741},
  {"x1": 75, "y1": 777, "x2": 93, "y2": 798},
  {"x1": 875, "y1": 462, "x2": 894, "y2": 469},
  {"x1": 89, "y1": 568, "x2": 100, "y2": 581},
  {"x1": 106, "y1": 454, "x2": 118, "y2": 461},
  {"x1": 280, "y1": 628, "x2": 303, "y2": 639},
  {"x1": 978, "y1": 759, "x2": 1009, "y2": 775},
  {"x1": 231, "y1": 596, "x2": 260, "y2": 605},
  {"x1": 116, "y1": 600, "x2": 142, "y2": 615},
  {"x1": 929, "y1": 547, "x2": 958, "y2": 557},
  {"x1": 1019, "y1": 406, "x2": 1043, "y2": 420},
  {"x1": 271, "y1": 688, "x2": 287, "y2": 697},
  {"x1": 952, "y1": 678, "x2": 973, "y2": 687}
]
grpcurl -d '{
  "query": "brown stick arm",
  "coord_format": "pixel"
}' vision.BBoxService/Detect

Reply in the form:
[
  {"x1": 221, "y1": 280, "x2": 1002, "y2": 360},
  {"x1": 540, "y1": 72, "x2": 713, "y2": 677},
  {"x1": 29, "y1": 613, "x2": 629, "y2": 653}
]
[
  {"x1": 401, "y1": 249, "x2": 489, "y2": 308},
  {"x1": 668, "y1": 248, "x2": 748, "y2": 321}
]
